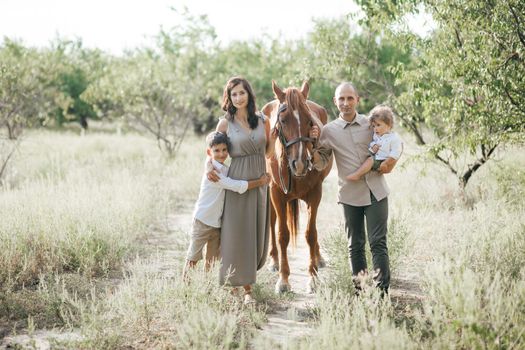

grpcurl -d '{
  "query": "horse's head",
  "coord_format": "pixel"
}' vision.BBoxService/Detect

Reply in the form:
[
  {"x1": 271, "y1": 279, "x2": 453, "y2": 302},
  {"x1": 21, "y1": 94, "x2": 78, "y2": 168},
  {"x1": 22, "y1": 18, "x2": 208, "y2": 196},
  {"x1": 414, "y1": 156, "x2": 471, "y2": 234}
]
[{"x1": 272, "y1": 80, "x2": 315, "y2": 177}]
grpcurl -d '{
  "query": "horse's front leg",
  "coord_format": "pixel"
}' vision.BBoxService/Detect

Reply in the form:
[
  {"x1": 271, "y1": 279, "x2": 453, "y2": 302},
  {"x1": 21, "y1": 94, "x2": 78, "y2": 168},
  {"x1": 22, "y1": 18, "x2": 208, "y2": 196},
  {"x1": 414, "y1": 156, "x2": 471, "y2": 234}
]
[
  {"x1": 267, "y1": 201, "x2": 279, "y2": 272},
  {"x1": 304, "y1": 183, "x2": 325, "y2": 293},
  {"x1": 277, "y1": 214, "x2": 291, "y2": 293},
  {"x1": 271, "y1": 187, "x2": 291, "y2": 293}
]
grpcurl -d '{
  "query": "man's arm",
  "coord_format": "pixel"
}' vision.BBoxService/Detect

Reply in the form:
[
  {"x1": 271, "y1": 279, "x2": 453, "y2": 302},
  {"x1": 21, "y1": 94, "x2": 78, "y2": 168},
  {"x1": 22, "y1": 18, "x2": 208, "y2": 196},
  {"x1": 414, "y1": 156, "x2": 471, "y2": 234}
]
[
  {"x1": 310, "y1": 125, "x2": 332, "y2": 171},
  {"x1": 379, "y1": 135, "x2": 403, "y2": 174},
  {"x1": 378, "y1": 158, "x2": 397, "y2": 174},
  {"x1": 312, "y1": 147, "x2": 332, "y2": 171}
]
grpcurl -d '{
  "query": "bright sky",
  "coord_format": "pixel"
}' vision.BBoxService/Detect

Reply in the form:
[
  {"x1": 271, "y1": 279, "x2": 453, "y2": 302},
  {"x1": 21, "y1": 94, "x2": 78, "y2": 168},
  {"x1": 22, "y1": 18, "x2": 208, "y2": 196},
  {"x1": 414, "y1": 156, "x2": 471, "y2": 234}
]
[{"x1": 0, "y1": 0, "x2": 432, "y2": 54}]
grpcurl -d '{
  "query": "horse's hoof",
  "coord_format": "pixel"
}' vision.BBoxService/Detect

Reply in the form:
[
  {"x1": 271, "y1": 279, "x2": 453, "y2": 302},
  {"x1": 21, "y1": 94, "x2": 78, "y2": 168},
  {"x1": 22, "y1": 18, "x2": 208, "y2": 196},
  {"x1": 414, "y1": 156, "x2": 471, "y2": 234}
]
[
  {"x1": 267, "y1": 261, "x2": 279, "y2": 273},
  {"x1": 317, "y1": 257, "x2": 327, "y2": 269},
  {"x1": 307, "y1": 276, "x2": 319, "y2": 294},
  {"x1": 275, "y1": 279, "x2": 291, "y2": 294}
]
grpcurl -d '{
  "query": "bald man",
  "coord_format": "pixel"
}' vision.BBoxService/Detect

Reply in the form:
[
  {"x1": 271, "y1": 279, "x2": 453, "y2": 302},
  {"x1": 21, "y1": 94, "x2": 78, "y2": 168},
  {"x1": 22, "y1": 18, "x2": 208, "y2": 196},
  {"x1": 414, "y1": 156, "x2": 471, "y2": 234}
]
[{"x1": 310, "y1": 82, "x2": 396, "y2": 295}]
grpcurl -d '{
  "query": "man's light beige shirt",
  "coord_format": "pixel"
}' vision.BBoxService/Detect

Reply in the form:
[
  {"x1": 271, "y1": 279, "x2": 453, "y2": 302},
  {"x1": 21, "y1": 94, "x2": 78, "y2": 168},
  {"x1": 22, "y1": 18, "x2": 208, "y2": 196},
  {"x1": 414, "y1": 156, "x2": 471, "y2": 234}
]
[{"x1": 314, "y1": 113, "x2": 389, "y2": 206}]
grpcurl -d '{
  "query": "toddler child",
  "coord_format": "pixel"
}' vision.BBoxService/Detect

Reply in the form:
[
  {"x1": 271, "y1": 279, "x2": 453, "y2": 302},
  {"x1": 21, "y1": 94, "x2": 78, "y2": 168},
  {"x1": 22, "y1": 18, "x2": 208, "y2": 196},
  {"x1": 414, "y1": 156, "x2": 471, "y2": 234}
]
[{"x1": 346, "y1": 105, "x2": 403, "y2": 181}]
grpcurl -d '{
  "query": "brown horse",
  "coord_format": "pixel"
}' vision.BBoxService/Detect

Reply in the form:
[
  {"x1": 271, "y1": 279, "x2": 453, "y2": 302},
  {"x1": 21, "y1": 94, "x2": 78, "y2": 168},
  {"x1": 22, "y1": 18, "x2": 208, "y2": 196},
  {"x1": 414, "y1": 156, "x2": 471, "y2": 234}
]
[{"x1": 262, "y1": 81, "x2": 333, "y2": 293}]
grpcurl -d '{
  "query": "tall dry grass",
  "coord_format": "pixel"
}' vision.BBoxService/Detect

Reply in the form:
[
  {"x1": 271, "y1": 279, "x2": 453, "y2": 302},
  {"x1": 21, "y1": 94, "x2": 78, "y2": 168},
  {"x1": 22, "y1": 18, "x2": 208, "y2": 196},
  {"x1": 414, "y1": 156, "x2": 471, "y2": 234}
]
[
  {"x1": 67, "y1": 259, "x2": 268, "y2": 349},
  {"x1": 289, "y1": 138, "x2": 525, "y2": 349},
  {"x1": 2, "y1": 129, "x2": 524, "y2": 349},
  {"x1": 0, "y1": 130, "x2": 203, "y2": 327},
  {"x1": 1, "y1": 129, "x2": 281, "y2": 348}
]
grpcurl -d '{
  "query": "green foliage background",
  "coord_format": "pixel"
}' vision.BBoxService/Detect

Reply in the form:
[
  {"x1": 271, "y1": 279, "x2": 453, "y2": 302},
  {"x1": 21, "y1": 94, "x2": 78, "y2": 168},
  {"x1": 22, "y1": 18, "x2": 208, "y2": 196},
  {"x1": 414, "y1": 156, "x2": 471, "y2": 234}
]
[{"x1": 1, "y1": 2, "x2": 524, "y2": 184}]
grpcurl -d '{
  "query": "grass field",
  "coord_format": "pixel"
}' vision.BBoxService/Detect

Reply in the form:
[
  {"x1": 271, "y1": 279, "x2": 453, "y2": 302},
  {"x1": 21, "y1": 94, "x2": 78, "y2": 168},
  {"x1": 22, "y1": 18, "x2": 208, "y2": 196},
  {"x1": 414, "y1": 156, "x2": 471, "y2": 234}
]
[{"x1": 1, "y1": 128, "x2": 524, "y2": 349}]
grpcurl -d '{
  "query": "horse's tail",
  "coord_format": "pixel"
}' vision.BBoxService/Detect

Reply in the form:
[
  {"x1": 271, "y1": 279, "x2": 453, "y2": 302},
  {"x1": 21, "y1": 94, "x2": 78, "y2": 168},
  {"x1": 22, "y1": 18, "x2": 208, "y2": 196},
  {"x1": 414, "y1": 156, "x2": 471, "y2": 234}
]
[{"x1": 286, "y1": 199, "x2": 299, "y2": 248}]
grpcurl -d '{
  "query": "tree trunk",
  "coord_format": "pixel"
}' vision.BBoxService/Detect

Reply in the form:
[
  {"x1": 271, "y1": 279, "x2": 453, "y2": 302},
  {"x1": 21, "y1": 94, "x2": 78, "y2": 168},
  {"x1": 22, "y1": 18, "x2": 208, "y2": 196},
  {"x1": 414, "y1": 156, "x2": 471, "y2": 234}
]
[
  {"x1": 0, "y1": 139, "x2": 20, "y2": 182},
  {"x1": 458, "y1": 144, "x2": 498, "y2": 189}
]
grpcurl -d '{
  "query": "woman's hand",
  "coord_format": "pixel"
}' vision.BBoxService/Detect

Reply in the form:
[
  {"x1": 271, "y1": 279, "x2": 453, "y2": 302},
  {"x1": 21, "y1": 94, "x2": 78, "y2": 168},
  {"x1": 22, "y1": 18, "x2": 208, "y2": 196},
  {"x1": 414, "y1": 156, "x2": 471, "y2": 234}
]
[{"x1": 260, "y1": 173, "x2": 271, "y2": 185}]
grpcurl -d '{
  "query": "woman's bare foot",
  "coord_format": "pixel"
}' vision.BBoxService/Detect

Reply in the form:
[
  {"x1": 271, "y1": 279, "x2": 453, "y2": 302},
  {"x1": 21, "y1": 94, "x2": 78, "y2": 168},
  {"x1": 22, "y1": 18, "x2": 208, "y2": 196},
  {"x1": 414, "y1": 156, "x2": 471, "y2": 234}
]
[
  {"x1": 243, "y1": 285, "x2": 256, "y2": 305},
  {"x1": 243, "y1": 292, "x2": 256, "y2": 305}
]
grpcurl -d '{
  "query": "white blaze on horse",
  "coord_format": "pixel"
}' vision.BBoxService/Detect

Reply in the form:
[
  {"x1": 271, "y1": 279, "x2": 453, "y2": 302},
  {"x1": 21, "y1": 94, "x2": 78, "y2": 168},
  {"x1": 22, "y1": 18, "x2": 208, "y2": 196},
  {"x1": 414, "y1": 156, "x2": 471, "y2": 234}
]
[{"x1": 262, "y1": 80, "x2": 333, "y2": 293}]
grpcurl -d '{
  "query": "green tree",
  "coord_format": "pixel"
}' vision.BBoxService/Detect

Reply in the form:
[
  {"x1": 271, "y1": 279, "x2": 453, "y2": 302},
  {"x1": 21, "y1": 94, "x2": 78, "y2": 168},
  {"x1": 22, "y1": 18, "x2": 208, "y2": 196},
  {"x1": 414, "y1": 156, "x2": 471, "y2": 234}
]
[
  {"x1": 306, "y1": 16, "x2": 413, "y2": 117},
  {"x1": 0, "y1": 39, "x2": 54, "y2": 139},
  {"x1": 84, "y1": 9, "x2": 221, "y2": 155},
  {"x1": 312, "y1": 0, "x2": 525, "y2": 189},
  {"x1": 156, "y1": 9, "x2": 223, "y2": 134},
  {"x1": 215, "y1": 39, "x2": 302, "y2": 103},
  {"x1": 214, "y1": 37, "x2": 336, "y2": 117},
  {"x1": 390, "y1": 0, "x2": 524, "y2": 188},
  {"x1": 84, "y1": 54, "x2": 188, "y2": 156},
  {"x1": 47, "y1": 39, "x2": 106, "y2": 129}
]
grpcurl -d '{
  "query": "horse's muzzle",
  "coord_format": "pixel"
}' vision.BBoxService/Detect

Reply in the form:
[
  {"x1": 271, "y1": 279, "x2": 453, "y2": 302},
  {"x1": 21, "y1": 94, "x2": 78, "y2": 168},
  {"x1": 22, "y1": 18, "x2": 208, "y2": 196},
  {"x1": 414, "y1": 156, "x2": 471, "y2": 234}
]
[{"x1": 291, "y1": 159, "x2": 308, "y2": 177}]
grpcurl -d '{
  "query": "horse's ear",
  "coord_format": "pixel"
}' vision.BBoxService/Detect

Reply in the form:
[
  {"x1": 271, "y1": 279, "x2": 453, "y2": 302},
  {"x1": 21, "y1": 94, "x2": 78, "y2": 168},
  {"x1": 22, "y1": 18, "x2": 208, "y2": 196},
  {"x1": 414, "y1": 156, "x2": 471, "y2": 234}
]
[
  {"x1": 300, "y1": 80, "x2": 310, "y2": 99},
  {"x1": 272, "y1": 80, "x2": 285, "y2": 103}
]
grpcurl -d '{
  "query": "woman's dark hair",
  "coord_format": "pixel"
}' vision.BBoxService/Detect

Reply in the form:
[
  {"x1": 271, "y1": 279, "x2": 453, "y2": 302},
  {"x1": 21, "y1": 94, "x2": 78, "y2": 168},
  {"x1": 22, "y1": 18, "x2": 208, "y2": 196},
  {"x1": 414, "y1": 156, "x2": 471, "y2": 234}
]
[
  {"x1": 206, "y1": 131, "x2": 232, "y2": 152},
  {"x1": 221, "y1": 76, "x2": 258, "y2": 129}
]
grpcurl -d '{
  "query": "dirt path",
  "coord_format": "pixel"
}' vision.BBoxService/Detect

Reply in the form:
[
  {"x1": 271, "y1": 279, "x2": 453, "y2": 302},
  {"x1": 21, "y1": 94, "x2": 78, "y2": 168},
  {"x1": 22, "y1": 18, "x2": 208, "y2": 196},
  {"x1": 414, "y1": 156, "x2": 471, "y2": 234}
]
[
  {"x1": 158, "y1": 209, "x2": 323, "y2": 347},
  {"x1": 0, "y1": 213, "x2": 194, "y2": 350},
  {"x1": 253, "y1": 199, "x2": 425, "y2": 348},
  {"x1": 255, "y1": 235, "x2": 319, "y2": 346},
  {"x1": 157, "y1": 209, "x2": 322, "y2": 346},
  {"x1": 1, "y1": 206, "x2": 424, "y2": 349},
  {"x1": 157, "y1": 201, "x2": 424, "y2": 347}
]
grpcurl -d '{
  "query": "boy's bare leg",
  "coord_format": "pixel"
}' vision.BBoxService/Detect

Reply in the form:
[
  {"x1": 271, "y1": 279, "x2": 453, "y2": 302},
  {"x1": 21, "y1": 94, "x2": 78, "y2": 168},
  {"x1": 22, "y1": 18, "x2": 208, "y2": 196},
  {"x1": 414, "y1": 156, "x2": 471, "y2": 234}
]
[
  {"x1": 182, "y1": 260, "x2": 197, "y2": 281},
  {"x1": 205, "y1": 233, "x2": 220, "y2": 271},
  {"x1": 204, "y1": 258, "x2": 212, "y2": 271},
  {"x1": 347, "y1": 157, "x2": 374, "y2": 181},
  {"x1": 205, "y1": 256, "x2": 219, "y2": 271}
]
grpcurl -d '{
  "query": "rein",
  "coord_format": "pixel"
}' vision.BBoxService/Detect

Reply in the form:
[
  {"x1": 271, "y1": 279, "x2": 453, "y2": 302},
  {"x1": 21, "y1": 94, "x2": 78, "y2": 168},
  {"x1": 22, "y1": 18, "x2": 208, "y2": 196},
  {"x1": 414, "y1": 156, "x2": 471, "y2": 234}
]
[{"x1": 274, "y1": 103, "x2": 315, "y2": 194}]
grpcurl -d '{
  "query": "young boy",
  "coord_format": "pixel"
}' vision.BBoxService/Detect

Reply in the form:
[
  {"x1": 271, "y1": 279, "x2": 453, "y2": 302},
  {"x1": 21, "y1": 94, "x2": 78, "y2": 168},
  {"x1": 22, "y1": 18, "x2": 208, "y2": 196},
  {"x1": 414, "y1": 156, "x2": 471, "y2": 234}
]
[
  {"x1": 183, "y1": 131, "x2": 270, "y2": 277},
  {"x1": 346, "y1": 105, "x2": 403, "y2": 181}
]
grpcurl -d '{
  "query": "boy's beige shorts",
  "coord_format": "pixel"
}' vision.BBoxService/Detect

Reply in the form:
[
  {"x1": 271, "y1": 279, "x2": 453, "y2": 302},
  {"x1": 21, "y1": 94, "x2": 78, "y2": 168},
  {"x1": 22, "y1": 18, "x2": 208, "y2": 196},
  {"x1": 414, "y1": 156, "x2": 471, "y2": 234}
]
[{"x1": 185, "y1": 218, "x2": 220, "y2": 262}]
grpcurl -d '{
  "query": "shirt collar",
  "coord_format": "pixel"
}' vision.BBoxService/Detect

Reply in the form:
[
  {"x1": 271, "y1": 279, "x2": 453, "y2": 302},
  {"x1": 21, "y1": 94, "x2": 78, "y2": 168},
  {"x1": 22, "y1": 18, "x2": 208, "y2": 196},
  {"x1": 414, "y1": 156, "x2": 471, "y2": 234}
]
[{"x1": 335, "y1": 113, "x2": 368, "y2": 128}]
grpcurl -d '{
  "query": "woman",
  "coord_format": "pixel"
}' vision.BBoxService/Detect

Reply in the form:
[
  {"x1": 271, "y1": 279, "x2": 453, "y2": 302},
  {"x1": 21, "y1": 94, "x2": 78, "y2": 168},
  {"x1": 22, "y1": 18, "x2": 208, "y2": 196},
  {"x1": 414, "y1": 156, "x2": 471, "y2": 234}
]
[{"x1": 208, "y1": 76, "x2": 276, "y2": 304}]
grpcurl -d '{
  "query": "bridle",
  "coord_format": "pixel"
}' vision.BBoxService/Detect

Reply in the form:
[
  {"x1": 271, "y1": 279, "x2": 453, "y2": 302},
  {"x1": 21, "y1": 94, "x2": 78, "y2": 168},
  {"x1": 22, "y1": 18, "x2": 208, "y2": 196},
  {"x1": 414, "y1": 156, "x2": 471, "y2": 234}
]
[{"x1": 274, "y1": 103, "x2": 315, "y2": 194}]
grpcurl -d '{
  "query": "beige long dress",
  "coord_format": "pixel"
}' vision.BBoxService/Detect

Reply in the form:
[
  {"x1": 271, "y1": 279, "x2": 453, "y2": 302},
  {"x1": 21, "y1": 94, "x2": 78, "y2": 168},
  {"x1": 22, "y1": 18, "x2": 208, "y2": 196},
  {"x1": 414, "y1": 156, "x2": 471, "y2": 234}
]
[{"x1": 219, "y1": 115, "x2": 270, "y2": 286}]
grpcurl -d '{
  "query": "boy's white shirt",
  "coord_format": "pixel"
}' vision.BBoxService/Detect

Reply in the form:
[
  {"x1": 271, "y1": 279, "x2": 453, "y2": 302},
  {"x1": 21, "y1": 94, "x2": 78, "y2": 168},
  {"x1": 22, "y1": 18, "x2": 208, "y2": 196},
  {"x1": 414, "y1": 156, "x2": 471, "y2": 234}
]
[
  {"x1": 192, "y1": 159, "x2": 248, "y2": 228},
  {"x1": 370, "y1": 132, "x2": 403, "y2": 160}
]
